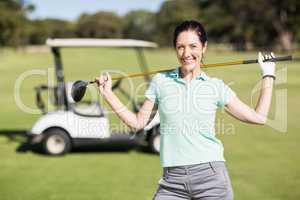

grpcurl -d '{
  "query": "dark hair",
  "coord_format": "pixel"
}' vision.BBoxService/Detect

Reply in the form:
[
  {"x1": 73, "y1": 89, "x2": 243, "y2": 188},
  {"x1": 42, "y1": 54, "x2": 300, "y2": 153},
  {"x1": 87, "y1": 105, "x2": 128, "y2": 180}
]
[{"x1": 173, "y1": 20, "x2": 207, "y2": 48}]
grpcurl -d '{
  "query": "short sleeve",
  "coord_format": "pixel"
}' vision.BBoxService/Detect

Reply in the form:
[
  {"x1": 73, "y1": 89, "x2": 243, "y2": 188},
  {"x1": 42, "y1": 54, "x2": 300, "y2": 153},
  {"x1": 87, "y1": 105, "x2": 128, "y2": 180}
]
[
  {"x1": 145, "y1": 74, "x2": 159, "y2": 104},
  {"x1": 216, "y1": 80, "x2": 236, "y2": 108}
]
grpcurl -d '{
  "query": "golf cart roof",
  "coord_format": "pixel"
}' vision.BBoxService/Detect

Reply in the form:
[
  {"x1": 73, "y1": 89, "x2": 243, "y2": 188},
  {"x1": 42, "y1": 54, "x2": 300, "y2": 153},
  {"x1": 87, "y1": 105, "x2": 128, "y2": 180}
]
[{"x1": 46, "y1": 38, "x2": 158, "y2": 48}]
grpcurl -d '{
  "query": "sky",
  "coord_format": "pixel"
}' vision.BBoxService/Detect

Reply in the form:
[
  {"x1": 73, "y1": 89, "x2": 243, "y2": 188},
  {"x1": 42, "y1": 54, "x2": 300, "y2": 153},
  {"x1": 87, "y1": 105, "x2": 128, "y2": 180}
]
[{"x1": 27, "y1": 0, "x2": 167, "y2": 21}]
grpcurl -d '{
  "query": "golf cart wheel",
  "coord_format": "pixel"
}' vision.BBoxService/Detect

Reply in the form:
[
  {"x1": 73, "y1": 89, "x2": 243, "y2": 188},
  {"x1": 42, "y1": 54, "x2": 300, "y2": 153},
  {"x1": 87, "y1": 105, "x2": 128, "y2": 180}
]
[
  {"x1": 42, "y1": 128, "x2": 71, "y2": 155},
  {"x1": 148, "y1": 126, "x2": 160, "y2": 154}
]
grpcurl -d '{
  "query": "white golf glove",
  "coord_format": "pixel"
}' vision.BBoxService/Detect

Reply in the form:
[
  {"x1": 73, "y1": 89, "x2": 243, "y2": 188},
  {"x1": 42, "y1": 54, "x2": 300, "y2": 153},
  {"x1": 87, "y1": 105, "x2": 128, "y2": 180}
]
[{"x1": 258, "y1": 52, "x2": 276, "y2": 79}]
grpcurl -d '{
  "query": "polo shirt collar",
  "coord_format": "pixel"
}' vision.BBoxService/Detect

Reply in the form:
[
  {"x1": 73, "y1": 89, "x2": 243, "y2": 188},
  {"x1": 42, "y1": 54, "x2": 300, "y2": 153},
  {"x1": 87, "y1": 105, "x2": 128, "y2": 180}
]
[{"x1": 167, "y1": 67, "x2": 209, "y2": 81}]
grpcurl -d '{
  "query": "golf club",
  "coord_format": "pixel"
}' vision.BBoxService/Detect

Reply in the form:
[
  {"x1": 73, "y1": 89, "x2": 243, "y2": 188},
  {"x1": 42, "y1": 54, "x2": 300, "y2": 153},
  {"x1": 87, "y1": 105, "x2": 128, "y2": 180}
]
[{"x1": 71, "y1": 55, "x2": 293, "y2": 102}]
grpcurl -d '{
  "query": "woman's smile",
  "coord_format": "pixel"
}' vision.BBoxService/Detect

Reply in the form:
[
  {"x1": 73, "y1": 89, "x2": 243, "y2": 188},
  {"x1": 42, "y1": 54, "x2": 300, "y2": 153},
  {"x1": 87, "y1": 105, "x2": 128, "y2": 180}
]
[{"x1": 182, "y1": 56, "x2": 195, "y2": 65}]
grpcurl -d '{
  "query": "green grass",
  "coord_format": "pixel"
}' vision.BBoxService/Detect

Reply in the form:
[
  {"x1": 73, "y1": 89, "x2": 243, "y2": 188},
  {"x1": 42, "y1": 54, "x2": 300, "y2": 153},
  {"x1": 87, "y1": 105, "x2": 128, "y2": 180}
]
[{"x1": 0, "y1": 47, "x2": 300, "y2": 200}]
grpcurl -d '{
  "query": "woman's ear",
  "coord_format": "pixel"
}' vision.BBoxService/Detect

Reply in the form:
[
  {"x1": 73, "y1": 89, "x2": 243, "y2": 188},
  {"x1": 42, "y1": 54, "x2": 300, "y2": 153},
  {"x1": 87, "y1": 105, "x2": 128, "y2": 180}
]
[{"x1": 202, "y1": 42, "x2": 208, "y2": 54}]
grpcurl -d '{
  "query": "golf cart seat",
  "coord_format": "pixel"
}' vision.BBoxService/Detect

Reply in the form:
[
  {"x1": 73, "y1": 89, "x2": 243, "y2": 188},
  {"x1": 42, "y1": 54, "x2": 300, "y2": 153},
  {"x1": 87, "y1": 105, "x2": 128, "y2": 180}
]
[{"x1": 71, "y1": 102, "x2": 105, "y2": 117}]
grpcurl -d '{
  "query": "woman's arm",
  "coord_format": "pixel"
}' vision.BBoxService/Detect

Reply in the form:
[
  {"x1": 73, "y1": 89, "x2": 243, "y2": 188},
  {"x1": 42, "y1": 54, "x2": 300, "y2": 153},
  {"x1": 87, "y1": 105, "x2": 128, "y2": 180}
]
[
  {"x1": 96, "y1": 73, "x2": 155, "y2": 130},
  {"x1": 225, "y1": 52, "x2": 275, "y2": 125},
  {"x1": 225, "y1": 76, "x2": 274, "y2": 124}
]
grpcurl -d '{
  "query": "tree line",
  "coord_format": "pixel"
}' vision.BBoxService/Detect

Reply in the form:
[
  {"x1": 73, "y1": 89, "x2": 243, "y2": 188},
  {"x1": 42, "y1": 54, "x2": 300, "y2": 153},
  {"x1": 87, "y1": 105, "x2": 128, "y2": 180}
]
[{"x1": 0, "y1": 0, "x2": 299, "y2": 51}]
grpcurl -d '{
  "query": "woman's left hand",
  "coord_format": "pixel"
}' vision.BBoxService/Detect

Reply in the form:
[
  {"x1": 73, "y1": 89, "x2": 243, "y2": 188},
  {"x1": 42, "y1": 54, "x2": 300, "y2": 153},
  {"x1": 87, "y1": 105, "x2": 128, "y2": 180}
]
[{"x1": 258, "y1": 52, "x2": 276, "y2": 79}]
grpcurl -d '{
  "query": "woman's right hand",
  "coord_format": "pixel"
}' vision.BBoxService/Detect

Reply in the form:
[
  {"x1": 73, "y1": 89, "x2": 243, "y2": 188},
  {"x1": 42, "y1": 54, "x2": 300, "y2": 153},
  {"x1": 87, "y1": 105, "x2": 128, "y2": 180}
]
[{"x1": 96, "y1": 72, "x2": 112, "y2": 97}]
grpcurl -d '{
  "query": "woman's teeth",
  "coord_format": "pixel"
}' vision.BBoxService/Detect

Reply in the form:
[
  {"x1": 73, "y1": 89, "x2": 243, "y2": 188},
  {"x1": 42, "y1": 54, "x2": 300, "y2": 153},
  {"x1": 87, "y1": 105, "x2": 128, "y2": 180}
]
[{"x1": 183, "y1": 59, "x2": 194, "y2": 64}]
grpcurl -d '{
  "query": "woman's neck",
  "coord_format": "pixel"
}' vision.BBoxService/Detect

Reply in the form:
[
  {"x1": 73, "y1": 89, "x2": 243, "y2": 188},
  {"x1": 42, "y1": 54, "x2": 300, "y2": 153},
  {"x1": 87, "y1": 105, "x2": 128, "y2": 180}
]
[{"x1": 180, "y1": 66, "x2": 202, "y2": 81}]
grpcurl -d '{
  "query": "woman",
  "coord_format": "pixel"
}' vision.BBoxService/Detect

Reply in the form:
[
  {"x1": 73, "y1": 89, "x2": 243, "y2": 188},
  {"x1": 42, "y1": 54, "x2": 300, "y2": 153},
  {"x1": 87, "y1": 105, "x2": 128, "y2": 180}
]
[{"x1": 96, "y1": 20, "x2": 275, "y2": 200}]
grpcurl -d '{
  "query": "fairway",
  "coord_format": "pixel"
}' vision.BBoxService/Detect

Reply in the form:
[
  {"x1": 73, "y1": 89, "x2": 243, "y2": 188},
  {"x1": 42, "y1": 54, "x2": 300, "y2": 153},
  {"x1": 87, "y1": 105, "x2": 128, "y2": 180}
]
[{"x1": 0, "y1": 47, "x2": 300, "y2": 200}]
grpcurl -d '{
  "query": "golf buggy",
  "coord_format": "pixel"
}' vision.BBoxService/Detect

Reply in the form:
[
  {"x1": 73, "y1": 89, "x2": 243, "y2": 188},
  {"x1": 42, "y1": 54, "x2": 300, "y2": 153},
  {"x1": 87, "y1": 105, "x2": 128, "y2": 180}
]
[{"x1": 27, "y1": 38, "x2": 160, "y2": 155}]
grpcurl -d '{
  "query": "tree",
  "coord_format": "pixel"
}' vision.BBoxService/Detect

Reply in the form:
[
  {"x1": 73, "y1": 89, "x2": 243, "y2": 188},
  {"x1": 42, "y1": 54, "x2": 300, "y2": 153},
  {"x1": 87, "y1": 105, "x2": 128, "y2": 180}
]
[
  {"x1": 155, "y1": 0, "x2": 200, "y2": 46},
  {"x1": 196, "y1": 0, "x2": 300, "y2": 51},
  {"x1": 75, "y1": 11, "x2": 123, "y2": 38},
  {"x1": 261, "y1": 0, "x2": 299, "y2": 51},
  {"x1": 194, "y1": 1, "x2": 235, "y2": 43},
  {"x1": 26, "y1": 19, "x2": 75, "y2": 44},
  {"x1": 0, "y1": 0, "x2": 27, "y2": 46},
  {"x1": 123, "y1": 10, "x2": 156, "y2": 41},
  {"x1": 226, "y1": 0, "x2": 299, "y2": 51}
]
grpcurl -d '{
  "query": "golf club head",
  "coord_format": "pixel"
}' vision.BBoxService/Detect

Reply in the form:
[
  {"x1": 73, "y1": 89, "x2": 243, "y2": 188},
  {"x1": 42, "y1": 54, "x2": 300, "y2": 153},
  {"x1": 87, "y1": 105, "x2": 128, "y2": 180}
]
[{"x1": 71, "y1": 80, "x2": 89, "y2": 102}]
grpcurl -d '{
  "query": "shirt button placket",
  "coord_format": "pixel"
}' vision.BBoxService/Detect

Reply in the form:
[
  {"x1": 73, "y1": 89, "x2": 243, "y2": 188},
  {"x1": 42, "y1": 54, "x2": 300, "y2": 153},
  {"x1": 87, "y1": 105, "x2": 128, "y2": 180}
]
[{"x1": 186, "y1": 82, "x2": 191, "y2": 114}]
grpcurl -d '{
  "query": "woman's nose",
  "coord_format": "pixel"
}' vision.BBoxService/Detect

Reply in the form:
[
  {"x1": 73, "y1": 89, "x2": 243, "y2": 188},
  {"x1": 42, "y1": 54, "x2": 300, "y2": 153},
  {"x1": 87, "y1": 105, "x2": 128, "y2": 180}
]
[{"x1": 183, "y1": 48, "x2": 191, "y2": 57}]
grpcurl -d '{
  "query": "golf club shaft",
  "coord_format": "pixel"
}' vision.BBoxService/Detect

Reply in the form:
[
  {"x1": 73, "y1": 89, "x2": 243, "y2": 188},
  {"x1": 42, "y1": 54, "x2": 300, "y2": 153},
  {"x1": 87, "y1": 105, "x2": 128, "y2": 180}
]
[{"x1": 90, "y1": 55, "x2": 292, "y2": 82}]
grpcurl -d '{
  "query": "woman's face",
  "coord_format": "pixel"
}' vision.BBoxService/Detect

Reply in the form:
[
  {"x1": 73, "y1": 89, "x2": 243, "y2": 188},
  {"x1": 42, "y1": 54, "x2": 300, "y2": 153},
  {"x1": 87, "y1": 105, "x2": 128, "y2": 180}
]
[{"x1": 175, "y1": 30, "x2": 207, "y2": 72}]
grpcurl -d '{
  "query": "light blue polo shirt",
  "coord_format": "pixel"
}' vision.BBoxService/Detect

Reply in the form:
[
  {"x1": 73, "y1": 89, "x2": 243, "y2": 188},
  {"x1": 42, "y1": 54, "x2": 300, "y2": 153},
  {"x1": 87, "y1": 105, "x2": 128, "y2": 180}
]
[{"x1": 145, "y1": 68, "x2": 236, "y2": 167}]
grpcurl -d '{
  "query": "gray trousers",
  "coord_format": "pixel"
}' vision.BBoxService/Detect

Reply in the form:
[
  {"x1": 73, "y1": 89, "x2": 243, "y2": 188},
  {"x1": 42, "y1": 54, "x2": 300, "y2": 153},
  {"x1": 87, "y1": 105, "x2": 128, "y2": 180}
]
[{"x1": 153, "y1": 162, "x2": 233, "y2": 200}]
